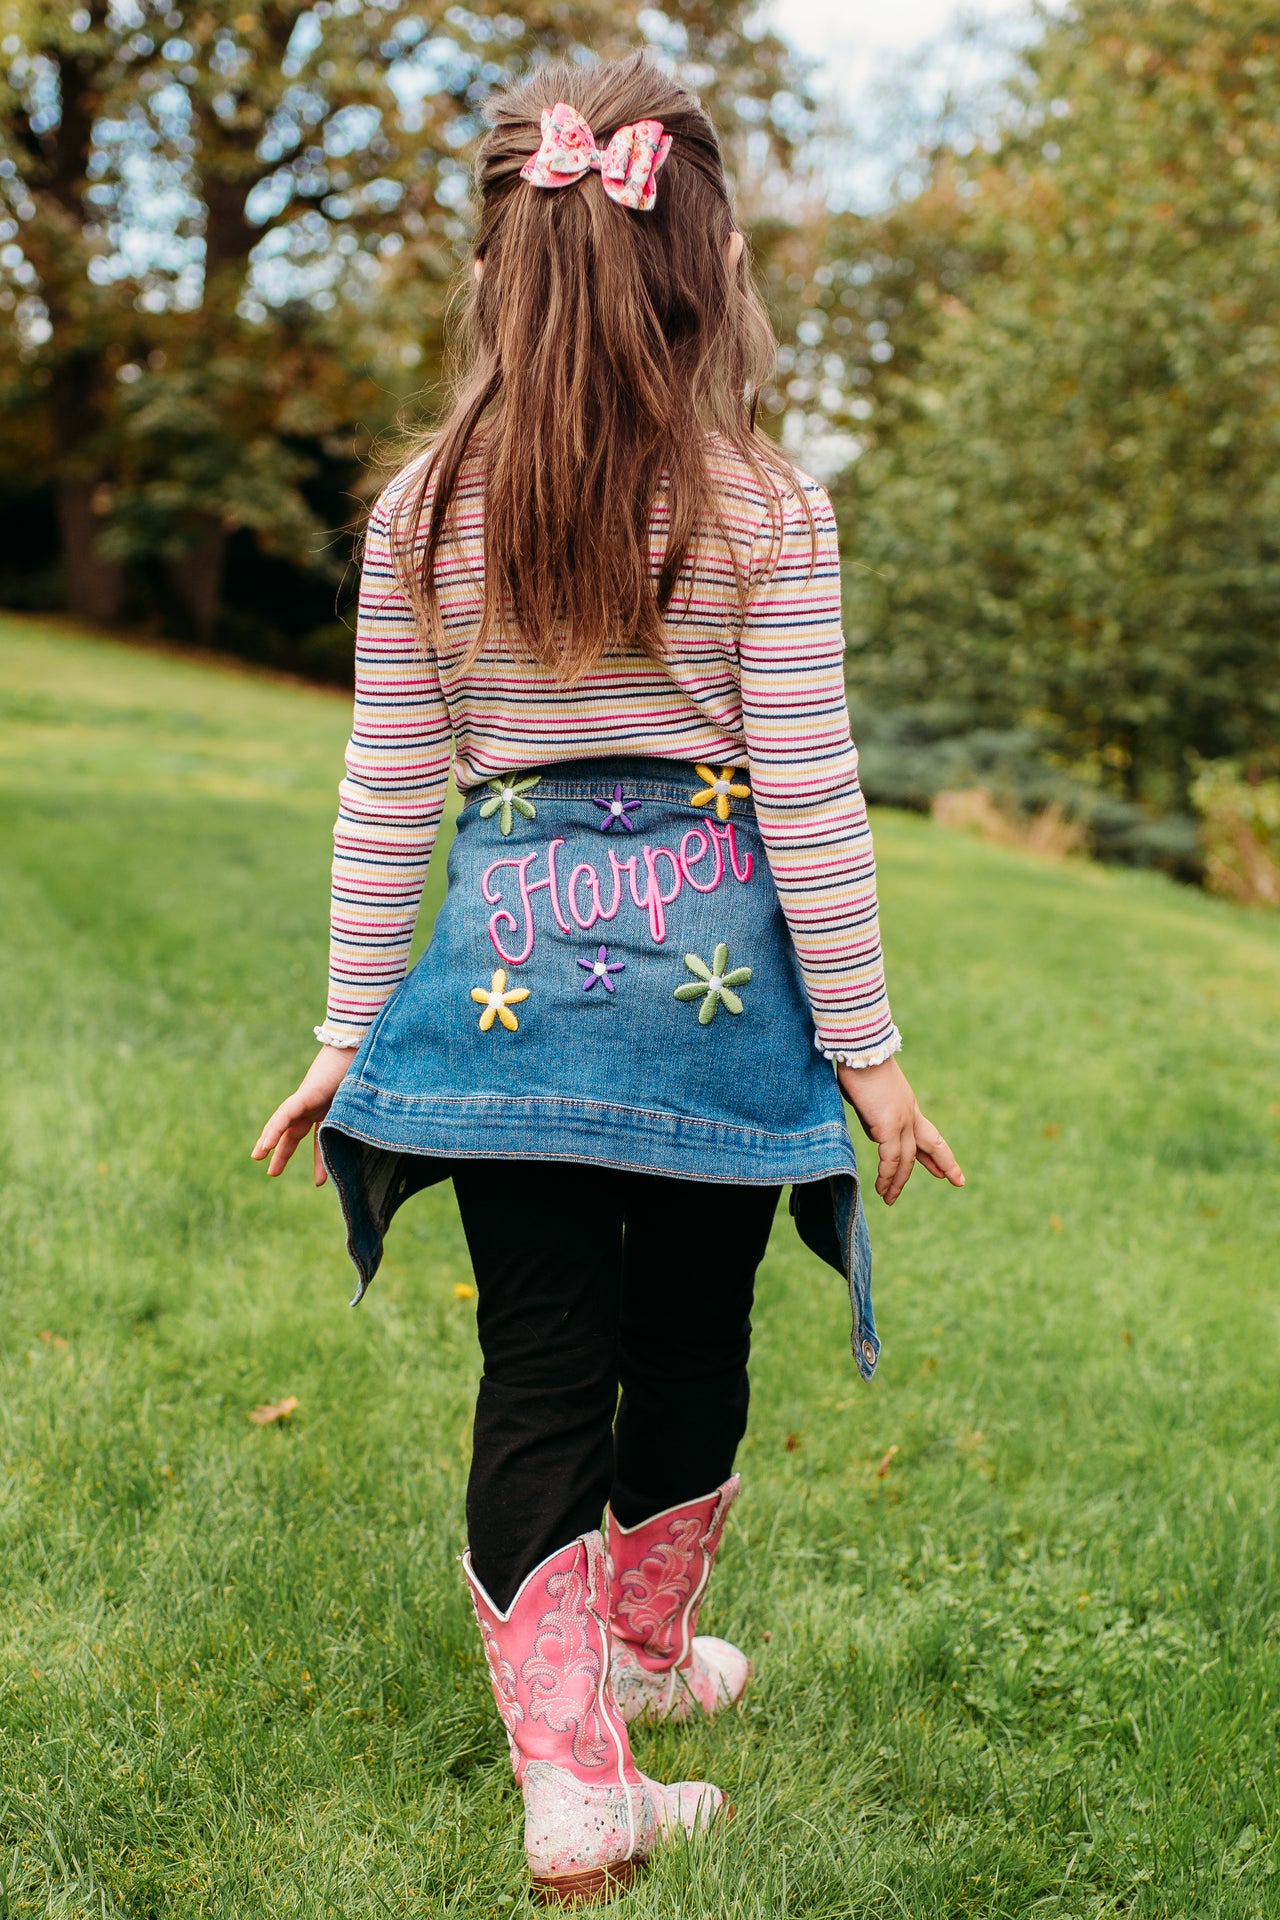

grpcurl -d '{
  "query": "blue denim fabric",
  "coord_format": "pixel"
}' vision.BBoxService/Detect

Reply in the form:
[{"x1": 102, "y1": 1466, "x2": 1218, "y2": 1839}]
[{"x1": 321, "y1": 756, "x2": 879, "y2": 1379}]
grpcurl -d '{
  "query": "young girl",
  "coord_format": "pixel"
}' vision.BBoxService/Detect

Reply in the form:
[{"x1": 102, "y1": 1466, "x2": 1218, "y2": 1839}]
[{"x1": 254, "y1": 53, "x2": 961, "y2": 1908}]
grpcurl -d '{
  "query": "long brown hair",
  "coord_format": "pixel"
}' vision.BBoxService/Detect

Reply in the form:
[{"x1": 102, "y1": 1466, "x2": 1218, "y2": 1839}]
[{"x1": 390, "y1": 53, "x2": 796, "y2": 680}]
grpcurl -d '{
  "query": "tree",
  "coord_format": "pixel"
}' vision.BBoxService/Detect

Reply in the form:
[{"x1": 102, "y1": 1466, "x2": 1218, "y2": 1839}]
[
  {"x1": 0, "y1": 0, "x2": 808, "y2": 640},
  {"x1": 839, "y1": 0, "x2": 1280, "y2": 805}
]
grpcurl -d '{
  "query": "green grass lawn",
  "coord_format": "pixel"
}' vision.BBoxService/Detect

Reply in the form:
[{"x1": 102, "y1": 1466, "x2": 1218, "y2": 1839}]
[{"x1": 2, "y1": 613, "x2": 1279, "y2": 1920}]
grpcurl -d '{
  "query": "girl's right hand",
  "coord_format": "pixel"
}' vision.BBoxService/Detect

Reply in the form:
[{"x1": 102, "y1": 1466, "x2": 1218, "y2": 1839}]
[{"x1": 252, "y1": 1044, "x2": 358, "y2": 1186}]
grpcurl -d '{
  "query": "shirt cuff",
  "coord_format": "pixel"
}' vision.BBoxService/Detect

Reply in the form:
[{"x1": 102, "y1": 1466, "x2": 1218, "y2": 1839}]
[
  {"x1": 314, "y1": 1023, "x2": 365, "y2": 1049},
  {"x1": 817, "y1": 1028, "x2": 903, "y2": 1069}
]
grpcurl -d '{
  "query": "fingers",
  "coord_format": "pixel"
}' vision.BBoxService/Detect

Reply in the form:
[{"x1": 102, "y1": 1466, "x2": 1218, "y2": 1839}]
[
  {"x1": 313, "y1": 1128, "x2": 327, "y2": 1188},
  {"x1": 876, "y1": 1121, "x2": 917, "y2": 1205},
  {"x1": 252, "y1": 1095, "x2": 305, "y2": 1162},
  {"x1": 252, "y1": 1089, "x2": 324, "y2": 1168},
  {"x1": 873, "y1": 1140, "x2": 900, "y2": 1200},
  {"x1": 848, "y1": 1073, "x2": 965, "y2": 1206},
  {"x1": 916, "y1": 1115, "x2": 965, "y2": 1187},
  {"x1": 267, "y1": 1120, "x2": 312, "y2": 1178}
]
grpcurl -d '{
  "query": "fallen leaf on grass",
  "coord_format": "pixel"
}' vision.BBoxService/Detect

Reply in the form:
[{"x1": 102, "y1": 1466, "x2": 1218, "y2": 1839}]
[
  {"x1": 876, "y1": 1445, "x2": 900, "y2": 1478},
  {"x1": 454, "y1": 1283, "x2": 476, "y2": 1300},
  {"x1": 1049, "y1": 1212, "x2": 1064, "y2": 1233},
  {"x1": 1121, "y1": 1328, "x2": 1133, "y2": 1347},
  {"x1": 38, "y1": 1330, "x2": 68, "y2": 1349},
  {"x1": 248, "y1": 1396, "x2": 298, "y2": 1426},
  {"x1": 784, "y1": 1433, "x2": 801, "y2": 1452},
  {"x1": 1041, "y1": 1123, "x2": 1061, "y2": 1139}
]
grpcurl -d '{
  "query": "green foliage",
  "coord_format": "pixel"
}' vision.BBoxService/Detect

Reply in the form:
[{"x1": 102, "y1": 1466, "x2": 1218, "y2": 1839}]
[
  {"x1": 104, "y1": 344, "x2": 334, "y2": 564},
  {"x1": 3, "y1": 617, "x2": 1280, "y2": 1913},
  {"x1": 838, "y1": 0, "x2": 1280, "y2": 808},
  {"x1": 757, "y1": 173, "x2": 985, "y2": 464},
  {"x1": 852, "y1": 703, "x2": 1203, "y2": 876},
  {"x1": 1190, "y1": 755, "x2": 1280, "y2": 905}
]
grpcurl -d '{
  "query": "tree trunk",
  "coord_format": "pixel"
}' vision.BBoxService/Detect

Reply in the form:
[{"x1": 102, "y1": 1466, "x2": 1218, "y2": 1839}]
[
  {"x1": 25, "y1": 28, "x2": 125, "y2": 624},
  {"x1": 49, "y1": 349, "x2": 123, "y2": 624},
  {"x1": 54, "y1": 475, "x2": 123, "y2": 625},
  {"x1": 168, "y1": 519, "x2": 227, "y2": 644}
]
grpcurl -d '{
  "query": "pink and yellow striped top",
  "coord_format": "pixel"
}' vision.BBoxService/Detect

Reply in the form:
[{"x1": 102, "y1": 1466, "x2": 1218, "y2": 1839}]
[{"x1": 317, "y1": 444, "x2": 901, "y2": 1067}]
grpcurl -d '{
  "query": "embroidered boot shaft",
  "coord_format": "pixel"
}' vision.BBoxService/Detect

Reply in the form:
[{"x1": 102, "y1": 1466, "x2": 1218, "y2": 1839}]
[
  {"x1": 464, "y1": 1532, "x2": 725, "y2": 1906},
  {"x1": 607, "y1": 1477, "x2": 751, "y2": 1724}
]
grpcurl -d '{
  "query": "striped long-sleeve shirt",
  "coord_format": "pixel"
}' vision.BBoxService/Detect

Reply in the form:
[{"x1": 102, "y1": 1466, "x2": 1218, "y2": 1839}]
[{"x1": 317, "y1": 444, "x2": 902, "y2": 1067}]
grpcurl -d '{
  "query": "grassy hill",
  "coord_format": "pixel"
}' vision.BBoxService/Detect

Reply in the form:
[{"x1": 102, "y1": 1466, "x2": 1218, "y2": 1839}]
[{"x1": 2, "y1": 612, "x2": 1279, "y2": 1919}]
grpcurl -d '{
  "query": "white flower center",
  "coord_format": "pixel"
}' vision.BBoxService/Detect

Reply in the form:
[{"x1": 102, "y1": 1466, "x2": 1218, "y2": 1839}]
[
  {"x1": 501, "y1": 786, "x2": 514, "y2": 801},
  {"x1": 593, "y1": 961, "x2": 609, "y2": 976},
  {"x1": 611, "y1": 798, "x2": 625, "y2": 815},
  {"x1": 487, "y1": 990, "x2": 506, "y2": 1009},
  {"x1": 706, "y1": 974, "x2": 724, "y2": 993},
  {"x1": 713, "y1": 778, "x2": 731, "y2": 795}
]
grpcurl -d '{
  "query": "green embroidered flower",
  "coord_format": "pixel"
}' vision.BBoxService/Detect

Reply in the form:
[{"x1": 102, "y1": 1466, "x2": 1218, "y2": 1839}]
[
  {"x1": 674, "y1": 942, "x2": 753, "y2": 1025},
  {"x1": 479, "y1": 774, "x2": 541, "y2": 836}
]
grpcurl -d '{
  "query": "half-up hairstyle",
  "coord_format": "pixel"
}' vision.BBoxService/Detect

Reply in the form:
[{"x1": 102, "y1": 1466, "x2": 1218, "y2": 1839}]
[{"x1": 390, "y1": 53, "x2": 799, "y2": 680}]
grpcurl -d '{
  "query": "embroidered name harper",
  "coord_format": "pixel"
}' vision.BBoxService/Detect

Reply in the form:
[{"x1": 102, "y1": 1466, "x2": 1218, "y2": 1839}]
[{"x1": 483, "y1": 821, "x2": 753, "y2": 964}]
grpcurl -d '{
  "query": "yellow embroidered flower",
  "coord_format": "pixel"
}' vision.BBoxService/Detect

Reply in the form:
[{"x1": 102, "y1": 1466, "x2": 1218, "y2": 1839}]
[
  {"x1": 690, "y1": 763, "x2": 751, "y2": 821},
  {"x1": 470, "y1": 967, "x2": 530, "y2": 1033}
]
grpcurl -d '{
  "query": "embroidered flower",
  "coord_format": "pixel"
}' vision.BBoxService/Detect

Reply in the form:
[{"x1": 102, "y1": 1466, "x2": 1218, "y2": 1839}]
[
  {"x1": 592, "y1": 782, "x2": 641, "y2": 832},
  {"x1": 577, "y1": 944, "x2": 625, "y2": 993},
  {"x1": 690, "y1": 764, "x2": 751, "y2": 821},
  {"x1": 470, "y1": 967, "x2": 531, "y2": 1032},
  {"x1": 479, "y1": 774, "x2": 541, "y2": 836},
  {"x1": 674, "y1": 942, "x2": 752, "y2": 1024}
]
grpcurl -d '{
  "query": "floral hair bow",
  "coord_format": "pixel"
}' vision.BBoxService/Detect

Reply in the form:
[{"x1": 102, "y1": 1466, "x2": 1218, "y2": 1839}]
[{"x1": 520, "y1": 101, "x2": 672, "y2": 212}]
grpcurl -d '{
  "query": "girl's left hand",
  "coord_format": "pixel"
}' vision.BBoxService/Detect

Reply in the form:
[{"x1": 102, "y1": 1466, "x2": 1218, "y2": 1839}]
[
  {"x1": 251, "y1": 1044, "x2": 357, "y2": 1185},
  {"x1": 836, "y1": 1056, "x2": 965, "y2": 1205}
]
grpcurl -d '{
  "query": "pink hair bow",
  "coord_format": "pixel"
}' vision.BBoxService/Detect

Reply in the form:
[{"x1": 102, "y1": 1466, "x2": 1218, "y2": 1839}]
[{"x1": 520, "y1": 101, "x2": 672, "y2": 212}]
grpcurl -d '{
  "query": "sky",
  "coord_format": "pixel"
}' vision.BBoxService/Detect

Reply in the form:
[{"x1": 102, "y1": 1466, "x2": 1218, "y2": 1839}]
[
  {"x1": 766, "y1": 0, "x2": 1041, "y2": 208},
  {"x1": 764, "y1": 0, "x2": 1034, "y2": 470},
  {"x1": 769, "y1": 0, "x2": 1028, "y2": 106}
]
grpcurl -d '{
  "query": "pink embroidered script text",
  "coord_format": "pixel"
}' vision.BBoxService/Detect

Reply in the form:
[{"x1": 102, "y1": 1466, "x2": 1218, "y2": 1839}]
[{"x1": 481, "y1": 822, "x2": 753, "y2": 965}]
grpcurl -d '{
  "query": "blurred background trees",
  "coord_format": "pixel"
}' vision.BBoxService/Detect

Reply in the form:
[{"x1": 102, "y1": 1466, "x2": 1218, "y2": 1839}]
[
  {"x1": 0, "y1": 0, "x2": 804, "y2": 664},
  {"x1": 1, "y1": 0, "x2": 1277, "y2": 891},
  {"x1": 835, "y1": 0, "x2": 1280, "y2": 831}
]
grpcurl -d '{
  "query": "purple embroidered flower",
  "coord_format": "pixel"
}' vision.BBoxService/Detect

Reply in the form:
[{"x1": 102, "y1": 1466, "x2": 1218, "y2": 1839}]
[
  {"x1": 593, "y1": 783, "x2": 641, "y2": 832},
  {"x1": 577, "y1": 944, "x2": 626, "y2": 993}
]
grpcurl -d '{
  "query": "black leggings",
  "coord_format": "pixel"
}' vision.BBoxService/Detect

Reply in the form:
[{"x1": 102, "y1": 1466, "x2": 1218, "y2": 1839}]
[{"x1": 451, "y1": 1160, "x2": 781, "y2": 1611}]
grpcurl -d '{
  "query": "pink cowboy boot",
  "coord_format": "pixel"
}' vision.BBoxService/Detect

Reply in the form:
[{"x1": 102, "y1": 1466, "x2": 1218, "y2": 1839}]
[
  {"x1": 464, "y1": 1530, "x2": 725, "y2": 1907},
  {"x1": 606, "y1": 1476, "x2": 751, "y2": 1724}
]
